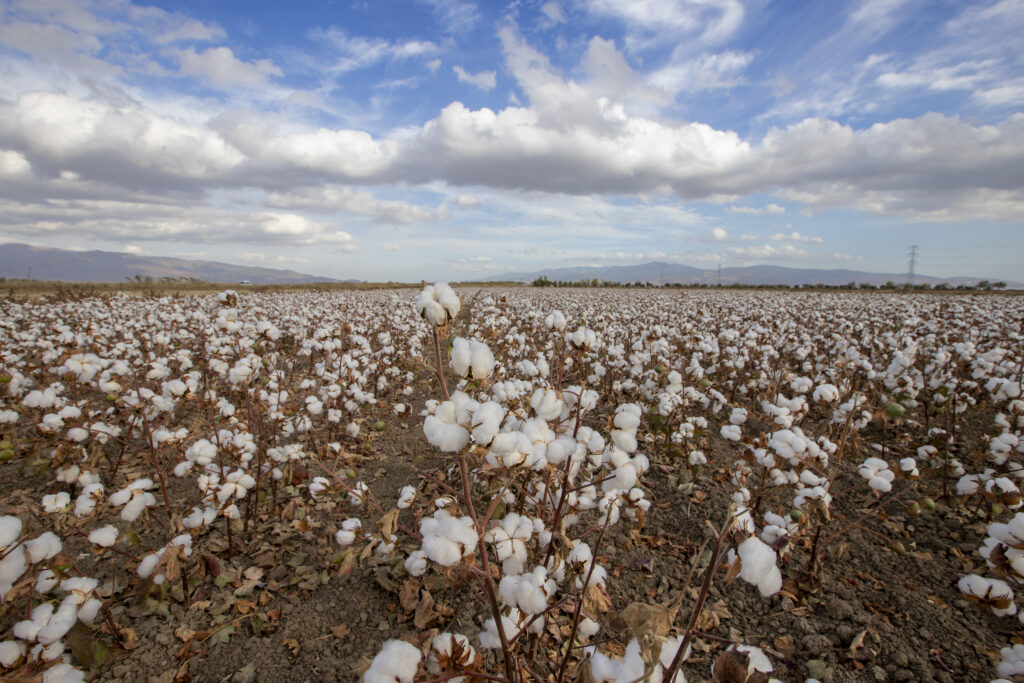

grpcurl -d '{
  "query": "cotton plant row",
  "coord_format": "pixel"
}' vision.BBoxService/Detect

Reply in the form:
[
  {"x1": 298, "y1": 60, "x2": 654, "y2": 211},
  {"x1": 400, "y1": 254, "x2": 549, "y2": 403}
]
[
  {"x1": 360, "y1": 284, "x2": 804, "y2": 683},
  {"x1": 1, "y1": 287, "x2": 1024, "y2": 680}
]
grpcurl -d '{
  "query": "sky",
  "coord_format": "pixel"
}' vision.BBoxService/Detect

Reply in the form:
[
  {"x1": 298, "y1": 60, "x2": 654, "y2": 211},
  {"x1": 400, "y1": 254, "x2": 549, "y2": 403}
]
[{"x1": 0, "y1": 0, "x2": 1023, "y2": 283}]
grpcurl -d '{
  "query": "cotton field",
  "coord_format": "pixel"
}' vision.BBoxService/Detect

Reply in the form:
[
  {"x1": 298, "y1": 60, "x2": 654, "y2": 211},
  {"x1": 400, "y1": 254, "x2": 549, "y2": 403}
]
[{"x1": 1, "y1": 286, "x2": 1023, "y2": 682}]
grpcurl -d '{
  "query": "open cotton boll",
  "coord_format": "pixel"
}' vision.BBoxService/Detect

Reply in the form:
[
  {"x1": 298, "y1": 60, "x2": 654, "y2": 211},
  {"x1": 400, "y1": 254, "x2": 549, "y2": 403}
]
[
  {"x1": 0, "y1": 640, "x2": 24, "y2": 667},
  {"x1": 25, "y1": 532, "x2": 62, "y2": 564},
  {"x1": 813, "y1": 384, "x2": 840, "y2": 402},
  {"x1": 531, "y1": 389, "x2": 563, "y2": 421},
  {"x1": 88, "y1": 525, "x2": 118, "y2": 548},
  {"x1": 397, "y1": 485, "x2": 417, "y2": 509},
  {"x1": 998, "y1": 643, "x2": 1024, "y2": 678},
  {"x1": 427, "y1": 632, "x2": 477, "y2": 680},
  {"x1": 405, "y1": 550, "x2": 428, "y2": 577},
  {"x1": 720, "y1": 424, "x2": 742, "y2": 441},
  {"x1": 1, "y1": 516, "x2": 23, "y2": 548},
  {"x1": 498, "y1": 566, "x2": 556, "y2": 615},
  {"x1": 42, "y1": 661, "x2": 85, "y2": 683},
  {"x1": 487, "y1": 431, "x2": 535, "y2": 468},
  {"x1": 735, "y1": 537, "x2": 782, "y2": 597},
  {"x1": 470, "y1": 401, "x2": 505, "y2": 446},
  {"x1": 479, "y1": 608, "x2": 526, "y2": 649},
  {"x1": 420, "y1": 510, "x2": 477, "y2": 567},
  {"x1": 364, "y1": 638, "x2": 422, "y2": 683}
]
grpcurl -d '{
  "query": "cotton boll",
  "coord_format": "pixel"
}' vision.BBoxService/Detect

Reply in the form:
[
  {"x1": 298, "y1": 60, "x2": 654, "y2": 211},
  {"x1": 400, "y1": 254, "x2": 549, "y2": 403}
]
[
  {"x1": 428, "y1": 632, "x2": 477, "y2": 679},
  {"x1": 531, "y1": 389, "x2": 563, "y2": 421},
  {"x1": 25, "y1": 532, "x2": 62, "y2": 563},
  {"x1": 42, "y1": 662, "x2": 85, "y2": 682},
  {"x1": 736, "y1": 537, "x2": 782, "y2": 597},
  {"x1": 471, "y1": 401, "x2": 505, "y2": 446},
  {"x1": 335, "y1": 529, "x2": 356, "y2": 546},
  {"x1": 88, "y1": 525, "x2": 118, "y2": 548},
  {"x1": 35, "y1": 569, "x2": 59, "y2": 594},
  {"x1": 364, "y1": 638, "x2": 423, "y2": 683},
  {"x1": 405, "y1": 550, "x2": 428, "y2": 577},
  {"x1": 397, "y1": 485, "x2": 417, "y2": 509},
  {"x1": 0, "y1": 640, "x2": 24, "y2": 667},
  {"x1": 0, "y1": 516, "x2": 22, "y2": 547},
  {"x1": 720, "y1": 424, "x2": 742, "y2": 441},
  {"x1": 420, "y1": 510, "x2": 477, "y2": 567},
  {"x1": 479, "y1": 609, "x2": 521, "y2": 649}
]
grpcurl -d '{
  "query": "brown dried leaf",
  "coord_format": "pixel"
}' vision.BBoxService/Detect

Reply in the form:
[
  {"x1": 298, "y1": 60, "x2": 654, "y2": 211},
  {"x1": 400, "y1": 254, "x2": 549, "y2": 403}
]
[
  {"x1": 331, "y1": 624, "x2": 351, "y2": 639},
  {"x1": 613, "y1": 601, "x2": 677, "y2": 639},
  {"x1": 378, "y1": 509, "x2": 400, "y2": 538},
  {"x1": 582, "y1": 582, "x2": 612, "y2": 618},
  {"x1": 282, "y1": 638, "x2": 300, "y2": 660}
]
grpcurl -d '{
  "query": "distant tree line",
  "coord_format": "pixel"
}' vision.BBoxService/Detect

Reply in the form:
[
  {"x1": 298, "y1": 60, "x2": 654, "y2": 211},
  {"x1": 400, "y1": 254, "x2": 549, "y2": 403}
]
[{"x1": 530, "y1": 275, "x2": 1010, "y2": 291}]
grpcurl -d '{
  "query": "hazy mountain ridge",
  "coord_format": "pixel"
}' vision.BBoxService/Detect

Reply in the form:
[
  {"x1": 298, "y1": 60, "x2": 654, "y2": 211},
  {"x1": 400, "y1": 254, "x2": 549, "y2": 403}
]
[
  {"x1": 0, "y1": 244, "x2": 341, "y2": 284},
  {"x1": 490, "y1": 261, "x2": 1018, "y2": 288}
]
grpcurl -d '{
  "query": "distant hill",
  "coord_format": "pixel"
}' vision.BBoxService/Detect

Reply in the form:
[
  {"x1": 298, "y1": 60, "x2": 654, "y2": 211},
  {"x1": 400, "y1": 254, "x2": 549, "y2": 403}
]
[
  {"x1": 490, "y1": 261, "x2": 1018, "y2": 288},
  {"x1": 0, "y1": 243, "x2": 341, "y2": 284}
]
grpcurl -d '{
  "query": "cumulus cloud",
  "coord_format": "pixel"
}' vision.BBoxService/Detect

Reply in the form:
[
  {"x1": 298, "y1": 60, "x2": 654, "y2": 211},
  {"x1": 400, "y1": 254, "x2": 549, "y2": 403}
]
[
  {"x1": 453, "y1": 65, "x2": 497, "y2": 91},
  {"x1": 540, "y1": 1, "x2": 566, "y2": 26},
  {"x1": 175, "y1": 46, "x2": 282, "y2": 87}
]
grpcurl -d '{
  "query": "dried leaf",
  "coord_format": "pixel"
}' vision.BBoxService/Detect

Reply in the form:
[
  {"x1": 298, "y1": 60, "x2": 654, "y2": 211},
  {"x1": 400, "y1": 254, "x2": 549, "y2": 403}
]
[
  {"x1": 283, "y1": 638, "x2": 301, "y2": 660},
  {"x1": 378, "y1": 509, "x2": 400, "y2": 538},
  {"x1": 331, "y1": 624, "x2": 351, "y2": 639},
  {"x1": 582, "y1": 583, "x2": 612, "y2": 617}
]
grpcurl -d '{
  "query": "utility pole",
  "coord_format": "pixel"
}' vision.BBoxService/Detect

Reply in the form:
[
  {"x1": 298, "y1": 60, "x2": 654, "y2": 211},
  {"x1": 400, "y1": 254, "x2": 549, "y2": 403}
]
[
  {"x1": 717, "y1": 260, "x2": 722, "y2": 287},
  {"x1": 906, "y1": 245, "x2": 918, "y2": 285}
]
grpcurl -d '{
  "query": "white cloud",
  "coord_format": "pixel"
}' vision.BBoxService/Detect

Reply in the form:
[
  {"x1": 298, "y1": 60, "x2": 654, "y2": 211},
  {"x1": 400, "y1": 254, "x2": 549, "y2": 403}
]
[
  {"x1": 175, "y1": 47, "x2": 282, "y2": 87},
  {"x1": 711, "y1": 227, "x2": 728, "y2": 241},
  {"x1": 416, "y1": 0, "x2": 480, "y2": 34},
  {"x1": 265, "y1": 186, "x2": 449, "y2": 224},
  {"x1": 582, "y1": 0, "x2": 745, "y2": 49},
  {"x1": 454, "y1": 195, "x2": 481, "y2": 208},
  {"x1": 453, "y1": 65, "x2": 497, "y2": 91},
  {"x1": 727, "y1": 243, "x2": 810, "y2": 259},
  {"x1": 729, "y1": 203, "x2": 785, "y2": 216},
  {"x1": 310, "y1": 28, "x2": 440, "y2": 73},
  {"x1": 540, "y1": 2, "x2": 567, "y2": 26},
  {"x1": 649, "y1": 50, "x2": 752, "y2": 95},
  {"x1": 772, "y1": 231, "x2": 823, "y2": 244}
]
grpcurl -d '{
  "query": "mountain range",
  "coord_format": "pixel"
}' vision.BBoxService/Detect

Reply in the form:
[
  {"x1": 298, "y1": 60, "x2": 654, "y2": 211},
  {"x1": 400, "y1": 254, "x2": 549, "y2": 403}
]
[
  {"x1": 490, "y1": 261, "x2": 1018, "y2": 288},
  {"x1": 0, "y1": 243, "x2": 339, "y2": 284}
]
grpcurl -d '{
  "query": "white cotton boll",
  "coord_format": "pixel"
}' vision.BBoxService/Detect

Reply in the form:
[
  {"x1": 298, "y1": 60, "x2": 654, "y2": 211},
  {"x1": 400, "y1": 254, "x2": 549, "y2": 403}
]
[
  {"x1": 25, "y1": 532, "x2": 61, "y2": 563},
  {"x1": 720, "y1": 424, "x2": 742, "y2": 441},
  {"x1": 471, "y1": 401, "x2": 505, "y2": 446},
  {"x1": 428, "y1": 632, "x2": 477, "y2": 677},
  {"x1": 335, "y1": 530, "x2": 356, "y2": 546},
  {"x1": 868, "y1": 476, "x2": 892, "y2": 493},
  {"x1": 531, "y1": 389, "x2": 563, "y2": 421},
  {"x1": 405, "y1": 550, "x2": 428, "y2": 577},
  {"x1": 0, "y1": 546, "x2": 27, "y2": 599},
  {"x1": 0, "y1": 640, "x2": 24, "y2": 667},
  {"x1": 813, "y1": 384, "x2": 840, "y2": 402},
  {"x1": 545, "y1": 310, "x2": 567, "y2": 331},
  {"x1": 610, "y1": 429, "x2": 637, "y2": 453},
  {"x1": 735, "y1": 645, "x2": 773, "y2": 674},
  {"x1": 729, "y1": 407, "x2": 748, "y2": 425},
  {"x1": 364, "y1": 638, "x2": 422, "y2": 683},
  {"x1": 450, "y1": 337, "x2": 472, "y2": 378},
  {"x1": 309, "y1": 476, "x2": 330, "y2": 499},
  {"x1": 66, "y1": 427, "x2": 88, "y2": 443},
  {"x1": 579, "y1": 617, "x2": 600, "y2": 639},
  {"x1": 36, "y1": 569, "x2": 59, "y2": 594},
  {"x1": 88, "y1": 525, "x2": 118, "y2": 548},
  {"x1": 688, "y1": 450, "x2": 707, "y2": 466},
  {"x1": 420, "y1": 510, "x2": 477, "y2": 567},
  {"x1": 41, "y1": 492, "x2": 71, "y2": 513},
  {"x1": 42, "y1": 662, "x2": 85, "y2": 682},
  {"x1": 590, "y1": 650, "x2": 621, "y2": 682},
  {"x1": 423, "y1": 415, "x2": 470, "y2": 453},
  {"x1": 479, "y1": 609, "x2": 521, "y2": 649},
  {"x1": 736, "y1": 537, "x2": 782, "y2": 597},
  {"x1": 77, "y1": 598, "x2": 102, "y2": 624},
  {"x1": 998, "y1": 643, "x2": 1024, "y2": 678},
  {"x1": 397, "y1": 485, "x2": 417, "y2": 509},
  {"x1": 137, "y1": 552, "x2": 160, "y2": 579}
]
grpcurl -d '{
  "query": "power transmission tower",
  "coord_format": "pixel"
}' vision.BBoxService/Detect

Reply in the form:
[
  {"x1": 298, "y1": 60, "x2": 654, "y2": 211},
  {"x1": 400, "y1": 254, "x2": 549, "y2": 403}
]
[
  {"x1": 906, "y1": 245, "x2": 918, "y2": 285},
  {"x1": 717, "y1": 260, "x2": 722, "y2": 287}
]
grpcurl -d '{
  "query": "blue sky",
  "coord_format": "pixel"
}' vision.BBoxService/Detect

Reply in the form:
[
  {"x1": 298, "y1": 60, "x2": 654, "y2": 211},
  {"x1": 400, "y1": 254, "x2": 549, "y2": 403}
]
[{"x1": 0, "y1": 0, "x2": 1022, "y2": 282}]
